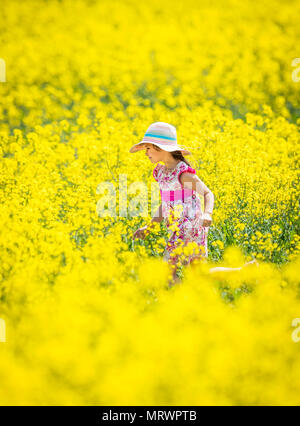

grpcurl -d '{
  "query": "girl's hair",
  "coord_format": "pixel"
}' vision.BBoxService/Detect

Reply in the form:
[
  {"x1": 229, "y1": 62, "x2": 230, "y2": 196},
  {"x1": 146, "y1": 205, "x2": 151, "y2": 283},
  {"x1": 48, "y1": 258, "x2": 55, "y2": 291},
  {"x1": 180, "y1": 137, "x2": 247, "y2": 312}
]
[{"x1": 151, "y1": 144, "x2": 192, "y2": 167}]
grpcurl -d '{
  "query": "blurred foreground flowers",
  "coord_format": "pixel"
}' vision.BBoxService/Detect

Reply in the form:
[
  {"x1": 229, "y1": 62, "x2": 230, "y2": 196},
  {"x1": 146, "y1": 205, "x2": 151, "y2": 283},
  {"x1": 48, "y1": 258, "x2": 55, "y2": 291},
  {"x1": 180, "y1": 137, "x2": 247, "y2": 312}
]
[{"x1": 1, "y1": 248, "x2": 300, "y2": 405}]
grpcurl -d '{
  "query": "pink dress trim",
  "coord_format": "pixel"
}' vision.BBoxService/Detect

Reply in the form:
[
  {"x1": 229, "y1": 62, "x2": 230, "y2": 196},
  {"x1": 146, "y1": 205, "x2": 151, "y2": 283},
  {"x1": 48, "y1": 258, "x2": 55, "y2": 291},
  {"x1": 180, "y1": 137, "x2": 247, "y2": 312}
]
[
  {"x1": 178, "y1": 166, "x2": 196, "y2": 185},
  {"x1": 153, "y1": 164, "x2": 162, "y2": 182}
]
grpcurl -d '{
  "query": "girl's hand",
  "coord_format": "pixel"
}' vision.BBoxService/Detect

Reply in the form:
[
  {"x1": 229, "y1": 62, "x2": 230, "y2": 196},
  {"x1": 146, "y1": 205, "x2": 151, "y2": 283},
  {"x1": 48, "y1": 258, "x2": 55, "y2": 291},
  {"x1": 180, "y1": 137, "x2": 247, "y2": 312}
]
[
  {"x1": 132, "y1": 225, "x2": 149, "y2": 240},
  {"x1": 198, "y1": 212, "x2": 213, "y2": 227}
]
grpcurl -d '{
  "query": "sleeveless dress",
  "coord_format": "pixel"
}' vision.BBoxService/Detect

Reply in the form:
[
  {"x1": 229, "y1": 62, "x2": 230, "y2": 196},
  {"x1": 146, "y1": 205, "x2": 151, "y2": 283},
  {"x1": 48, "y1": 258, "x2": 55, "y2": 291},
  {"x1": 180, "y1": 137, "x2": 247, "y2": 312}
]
[{"x1": 153, "y1": 160, "x2": 209, "y2": 266}]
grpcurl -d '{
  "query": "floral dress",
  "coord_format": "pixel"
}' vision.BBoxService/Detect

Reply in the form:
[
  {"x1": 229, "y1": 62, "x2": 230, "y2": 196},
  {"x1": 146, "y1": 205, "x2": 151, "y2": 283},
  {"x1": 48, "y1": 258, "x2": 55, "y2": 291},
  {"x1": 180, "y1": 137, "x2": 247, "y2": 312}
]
[{"x1": 153, "y1": 160, "x2": 209, "y2": 266}]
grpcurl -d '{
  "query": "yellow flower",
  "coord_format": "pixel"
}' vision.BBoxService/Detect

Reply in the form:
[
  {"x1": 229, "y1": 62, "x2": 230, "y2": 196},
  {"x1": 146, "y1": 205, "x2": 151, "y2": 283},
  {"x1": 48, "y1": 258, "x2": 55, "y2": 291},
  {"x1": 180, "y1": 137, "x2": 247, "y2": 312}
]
[{"x1": 216, "y1": 240, "x2": 224, "y2": 250}]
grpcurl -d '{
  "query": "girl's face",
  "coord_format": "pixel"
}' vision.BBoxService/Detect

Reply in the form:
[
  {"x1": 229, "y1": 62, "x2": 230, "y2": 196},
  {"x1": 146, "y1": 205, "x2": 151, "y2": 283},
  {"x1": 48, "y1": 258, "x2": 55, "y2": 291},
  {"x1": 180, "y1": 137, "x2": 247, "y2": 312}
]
[{"x1": 144, "y1": 144, "x2": 168, "y2": 163}]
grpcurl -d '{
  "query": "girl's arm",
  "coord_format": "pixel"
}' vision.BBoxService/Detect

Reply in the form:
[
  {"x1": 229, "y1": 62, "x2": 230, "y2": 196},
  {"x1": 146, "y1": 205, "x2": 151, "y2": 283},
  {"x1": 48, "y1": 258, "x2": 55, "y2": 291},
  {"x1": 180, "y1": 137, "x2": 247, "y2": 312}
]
[
  {"x1": 150, "y1": 203, "x2": 164, "y2": 224},
  {"x1": 179, "y1": 173, "x2": 215, "y2": 215},
  {"x1": 132, "y1": 204, "x2": 163, "y2": 240}
]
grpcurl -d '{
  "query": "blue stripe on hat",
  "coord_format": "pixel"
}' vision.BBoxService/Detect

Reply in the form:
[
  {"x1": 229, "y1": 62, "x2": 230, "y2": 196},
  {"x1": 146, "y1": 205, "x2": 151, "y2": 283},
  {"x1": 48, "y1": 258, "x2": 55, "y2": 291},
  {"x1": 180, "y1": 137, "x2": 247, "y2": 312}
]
[{"x1": 144, "y1": 132, "x2": 176, "y2": 141}]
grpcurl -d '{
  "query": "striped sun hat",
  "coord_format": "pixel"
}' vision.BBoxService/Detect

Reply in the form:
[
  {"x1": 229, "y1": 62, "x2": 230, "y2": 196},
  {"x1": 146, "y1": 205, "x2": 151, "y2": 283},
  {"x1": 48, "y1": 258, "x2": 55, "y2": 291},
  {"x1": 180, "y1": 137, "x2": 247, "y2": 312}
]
[{"x1": 129, "y1": 122, "x2": 192, "y2": 155}]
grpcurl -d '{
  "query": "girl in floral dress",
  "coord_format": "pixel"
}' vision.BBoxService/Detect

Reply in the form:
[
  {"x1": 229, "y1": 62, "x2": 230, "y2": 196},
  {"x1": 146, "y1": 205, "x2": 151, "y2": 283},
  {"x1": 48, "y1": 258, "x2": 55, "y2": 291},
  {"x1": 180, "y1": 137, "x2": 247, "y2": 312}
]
[
  {"x1": 130, "y1": 122, "x2": 259, "y2": 287},
  {"x1": 152, "y1": 159, "x2": 211, "y2": 265},
  {"x1": 130, "y1": 122, "x2": 214, "y2": 283}
]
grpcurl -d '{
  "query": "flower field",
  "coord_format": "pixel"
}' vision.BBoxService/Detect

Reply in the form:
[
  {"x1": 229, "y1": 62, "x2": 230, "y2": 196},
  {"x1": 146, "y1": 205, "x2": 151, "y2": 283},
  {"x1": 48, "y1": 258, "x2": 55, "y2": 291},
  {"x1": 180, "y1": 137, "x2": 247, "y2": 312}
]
[{"x1": 0, "y1": 0, "x2": 300, "y2": 405}]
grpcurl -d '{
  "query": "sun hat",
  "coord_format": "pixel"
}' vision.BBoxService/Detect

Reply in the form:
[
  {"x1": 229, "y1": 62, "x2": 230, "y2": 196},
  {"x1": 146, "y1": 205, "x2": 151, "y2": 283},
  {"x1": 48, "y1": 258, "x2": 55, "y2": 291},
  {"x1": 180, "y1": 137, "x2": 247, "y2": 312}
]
[{"x1": 129, "y1": 122, "x2": 192, "y2": 155}]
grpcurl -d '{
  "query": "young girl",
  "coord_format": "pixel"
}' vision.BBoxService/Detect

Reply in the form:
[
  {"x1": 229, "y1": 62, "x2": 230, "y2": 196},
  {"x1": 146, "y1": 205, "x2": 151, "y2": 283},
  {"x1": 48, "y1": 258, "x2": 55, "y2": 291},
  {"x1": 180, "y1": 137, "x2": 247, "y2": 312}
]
[{"x1": 130, "y1": 122, "x2": 259, "y2": 287}]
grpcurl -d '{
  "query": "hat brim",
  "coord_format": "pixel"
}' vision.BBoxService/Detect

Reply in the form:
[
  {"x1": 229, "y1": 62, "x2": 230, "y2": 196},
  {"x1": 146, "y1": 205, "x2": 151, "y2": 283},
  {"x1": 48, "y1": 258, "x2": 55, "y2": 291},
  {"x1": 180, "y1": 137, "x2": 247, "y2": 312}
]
[{"x1": 129, "y1": 141, "x2": 192, "y2": 156}]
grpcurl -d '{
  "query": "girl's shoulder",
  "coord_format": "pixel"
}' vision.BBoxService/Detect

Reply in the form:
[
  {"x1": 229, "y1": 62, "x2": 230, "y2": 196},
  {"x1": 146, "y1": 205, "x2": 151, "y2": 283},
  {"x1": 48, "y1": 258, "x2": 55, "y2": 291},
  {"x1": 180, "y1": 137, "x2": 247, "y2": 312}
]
[
  {"x1": 153, "y1": 161, "x2": 196, "y2": 183},
  {"x1": 177, "y1": 161, "x2": 196, "y2": 176},
  {"x1": 176, "y1": 161, "x2": 196, "y2": 185}
]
